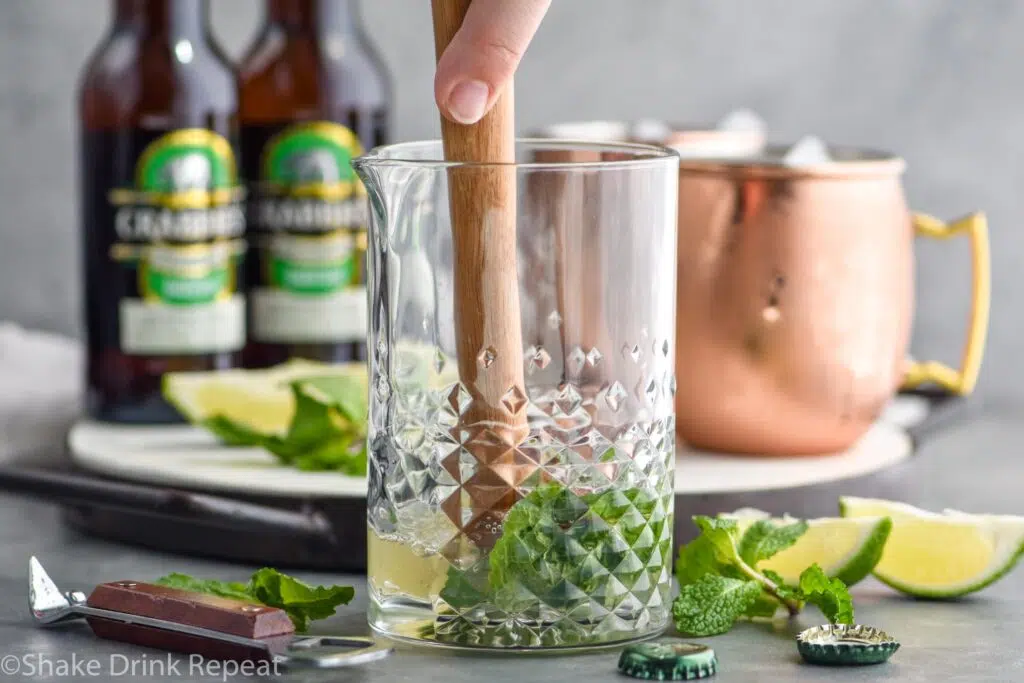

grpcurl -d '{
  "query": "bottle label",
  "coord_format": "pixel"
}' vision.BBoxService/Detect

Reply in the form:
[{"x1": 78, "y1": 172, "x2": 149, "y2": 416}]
[
  {"x1": 98, "y1": 129, "x2": 246, "y2": 355},
  {"x1": 245, "y1": 122, "x2": 367, "y2": 344}
]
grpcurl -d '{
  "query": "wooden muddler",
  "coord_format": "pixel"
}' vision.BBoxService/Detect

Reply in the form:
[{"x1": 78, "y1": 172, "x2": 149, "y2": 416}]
[{"x1": 431, "y1": 0, "x2": 530, "y2": 550}]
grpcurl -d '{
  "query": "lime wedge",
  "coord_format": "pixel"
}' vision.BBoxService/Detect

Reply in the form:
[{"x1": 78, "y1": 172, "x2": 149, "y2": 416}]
[
  {"x1": 720, "y1": 509, "x2": 891, "y2": 587},
  {"x1": 163, "y1": 360, "x2": 366, "y2": 438},
  {"x1": 839, "y1": 496, "x2": 1024, "y2": 598}
]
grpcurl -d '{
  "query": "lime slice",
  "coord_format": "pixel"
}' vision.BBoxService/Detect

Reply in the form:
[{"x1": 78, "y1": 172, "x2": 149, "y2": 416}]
[
  {"x1": 720, "y1": 509, "x2": 891, "y2": 586},
  {"x1": 163, "y1": 360, "x2": 366, "y2": 437},
  {"x1": 839, "y1": 496, "x2": 1024, "y2": 598}
]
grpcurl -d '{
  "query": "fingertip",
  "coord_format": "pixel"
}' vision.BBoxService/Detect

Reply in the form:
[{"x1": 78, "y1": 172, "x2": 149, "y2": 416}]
[
  {"x1": 433, "y1": 0, "x2": 549, "y2": 124},
  {"x1": 435, "y1": 51, "x2": 494, "y2": 125},
  {"x1": 446, "y1": 80, "x2": 491, "y2": 125}
]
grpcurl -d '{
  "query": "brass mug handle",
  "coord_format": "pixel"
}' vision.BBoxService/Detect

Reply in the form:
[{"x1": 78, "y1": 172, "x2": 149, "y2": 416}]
[{"x1": 903, "y1": 212, "x2": 991, "y2": 395}]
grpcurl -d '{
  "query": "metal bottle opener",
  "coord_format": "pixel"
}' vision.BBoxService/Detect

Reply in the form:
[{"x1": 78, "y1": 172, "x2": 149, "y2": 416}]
[{"x1": 28, "y1": 557, "x2": 392, "y2": 669}]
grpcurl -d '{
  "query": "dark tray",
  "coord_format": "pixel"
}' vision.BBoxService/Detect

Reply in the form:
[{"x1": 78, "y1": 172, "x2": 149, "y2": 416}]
[{"x1": 0, "y1": 389, "x2": 967, "y2": 573}]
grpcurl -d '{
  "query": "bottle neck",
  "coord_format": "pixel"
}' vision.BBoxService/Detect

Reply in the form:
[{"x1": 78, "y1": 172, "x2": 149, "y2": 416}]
[
  {"x1": 266, "y1": 0, "x2": 360, "y2": 35},
  {"x1": 114, "y1": 0, "x2": 212, "y2": 40}
]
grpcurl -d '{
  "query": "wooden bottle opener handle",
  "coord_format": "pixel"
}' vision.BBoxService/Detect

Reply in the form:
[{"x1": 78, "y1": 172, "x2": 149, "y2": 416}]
[{"x1": 85, "y1": 581, "x2": 293, "y2": 662}]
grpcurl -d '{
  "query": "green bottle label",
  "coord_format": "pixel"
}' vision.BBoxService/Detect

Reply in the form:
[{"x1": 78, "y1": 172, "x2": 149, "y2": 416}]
[
  {"x1": 140, "y1": 244, "x2": 234, "y2": 305},
  {"x1": 267, "y1": 233, "x2": 356, "y2": 295},
  {"x1": 262, "y1": 121, "x2": 360, "y2": 199},
  {"x1": 245, "y1": 122, "x2": 367, "y2": 345},
  {"x1": 107, "y1": 129, "x2": 246, "y2": 355}
]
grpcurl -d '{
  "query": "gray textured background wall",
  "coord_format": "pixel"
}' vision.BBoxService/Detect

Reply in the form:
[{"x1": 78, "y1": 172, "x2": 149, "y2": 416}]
[{"x1": 1, "y1": 0, "x2": 1021, "y2": 399}]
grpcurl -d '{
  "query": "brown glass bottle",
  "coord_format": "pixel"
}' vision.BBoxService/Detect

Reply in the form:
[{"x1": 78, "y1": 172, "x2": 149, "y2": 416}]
[
  {"x1": 239, "y1": 0, "x2": 391, "y2": 368},
  {"x1": 80, "y1": 0, "x2": 245, "y2": 423}
]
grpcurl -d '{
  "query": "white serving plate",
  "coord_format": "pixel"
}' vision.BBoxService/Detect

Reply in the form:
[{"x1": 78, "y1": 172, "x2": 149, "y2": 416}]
[{"x1": 68, "y1": 396, "x2": 918, "y2": 499}]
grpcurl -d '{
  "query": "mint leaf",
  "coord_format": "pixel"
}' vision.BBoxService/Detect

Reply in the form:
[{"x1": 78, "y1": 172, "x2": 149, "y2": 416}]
[
  {"x1": 692, "y1": 516, "x2": 742, "y2": 565},
  {"x1": 247, "y1": 568, "x2": 355, "y2": 632},
  {"x1": 487, "y1": 484, "x2": 561, "y2": 608},
  {"x1": 742, "y1": 593, "x2": 783, "y2": 619},
  {"x1": 762, "y1": 569, "x2": 803, "y2": 603},
  {"x1": 155, "y1": 573, "x2": 253, "y2": 602},
  {"x1": 188, "y1": 369, "x2": 369, "y2": 475},
  {"x1": 294, "y1": 375, "x2": 368, "y2": 424},
  {"x1": 284, "y1": 383, "x2": 347, "y2": 449},
  {"x1": 156, "y1": 569, "x2": 354, "y2": 633},
  {"x1": 738, "y1": 520, "x2": 808, "y2": 566},
  {"x1": 488, "y1": 484, "x2": 644, "y2": 612},
  {"x1": 255, "y1": 379, "x2": 368, "y2": 474},
  {"x1": 434, "y1": 482, "x2": 668, "y2": 627},
  {"x1": 292, "y1": 436, "x2": 367, "y2": 475},
  {"x1": 202, "y1": 416, "x2": 265, "y2": 447},
  {"x1": 673, "y1": 516, "x2": 858, "y2": 635},
  {"x1": 798, "y1": 564, "x2": 854, "y2": 625},
  {"x1": 675, "y1": 535, "x2": 729, "y2": 586},
  {"x1": 672, "y1": 574, "x2": 763, "y2": 637},
  {"x1": 439, "y1": 566, "x2": 489, "y2": 610}
]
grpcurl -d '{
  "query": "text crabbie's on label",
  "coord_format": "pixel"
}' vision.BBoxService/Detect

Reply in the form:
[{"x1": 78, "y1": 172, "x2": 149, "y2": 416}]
[
  {"x1": 248, "y1": 121, "x2": 368, "y2": 344},
  {"x1": 108, "y1": 129, "x2": 247, "y2": 355}
]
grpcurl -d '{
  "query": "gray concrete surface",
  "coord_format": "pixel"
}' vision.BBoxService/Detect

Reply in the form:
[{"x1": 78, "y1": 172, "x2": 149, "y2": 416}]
[
  {"x1": 1, "y1": 0, "x2": 1023, "y2": 399},
  {"x1": 0, "y1": 404, "x2": 1022, "y2": 681}
]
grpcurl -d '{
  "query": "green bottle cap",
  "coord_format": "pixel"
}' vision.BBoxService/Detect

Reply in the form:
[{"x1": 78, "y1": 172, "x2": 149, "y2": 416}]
[
  {"x1": 796, "y1": 624, "x2": 900, "y2": 666},
  {"x1": 617, "y1": 639, "x2": 717, "y2": 680}
]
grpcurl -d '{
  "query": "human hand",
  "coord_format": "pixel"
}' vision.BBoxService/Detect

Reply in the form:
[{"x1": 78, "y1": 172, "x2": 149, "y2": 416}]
[{"x1": 434, "y1": 0, "x2": 551, "y2": 125}]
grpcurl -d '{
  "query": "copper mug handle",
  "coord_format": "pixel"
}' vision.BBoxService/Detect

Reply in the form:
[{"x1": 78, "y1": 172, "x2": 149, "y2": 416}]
[{"x1": 902, "y1": 212, "x2": 991, "y2": 395}]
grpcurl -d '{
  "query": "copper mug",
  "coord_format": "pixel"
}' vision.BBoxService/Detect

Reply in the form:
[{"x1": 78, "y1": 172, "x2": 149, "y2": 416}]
[
  {"x1": 674, "y1": 146, "x2": 990, "y2": 455},
  {"x1": 526, "y1": 119, "x2": 766, "y2": 369}
]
